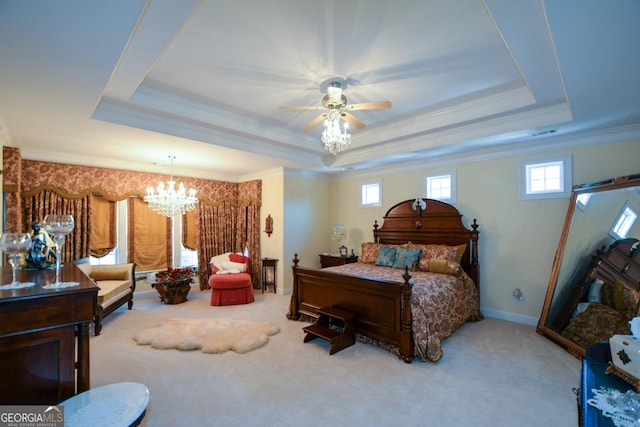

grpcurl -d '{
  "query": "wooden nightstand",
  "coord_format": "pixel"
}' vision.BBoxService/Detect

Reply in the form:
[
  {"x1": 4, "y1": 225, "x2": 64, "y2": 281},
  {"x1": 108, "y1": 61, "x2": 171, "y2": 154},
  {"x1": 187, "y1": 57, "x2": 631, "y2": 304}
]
[{"x1": 319, "y1": 254, "x2": 358, "y2": 268}]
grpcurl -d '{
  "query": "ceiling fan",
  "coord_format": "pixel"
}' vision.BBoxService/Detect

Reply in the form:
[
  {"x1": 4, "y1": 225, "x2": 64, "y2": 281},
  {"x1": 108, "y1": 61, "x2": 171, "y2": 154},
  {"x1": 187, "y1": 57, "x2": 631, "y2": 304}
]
[{"x1": 279, "y1": 81, "x2": 392, "y2": 131}]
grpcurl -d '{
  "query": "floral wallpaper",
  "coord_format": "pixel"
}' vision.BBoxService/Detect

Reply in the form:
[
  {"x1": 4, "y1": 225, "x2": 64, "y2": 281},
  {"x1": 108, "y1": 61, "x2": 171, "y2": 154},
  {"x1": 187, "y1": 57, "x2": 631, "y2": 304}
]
[{"x1": 3, "y1": 147, "x2": 261, "y2": 232}]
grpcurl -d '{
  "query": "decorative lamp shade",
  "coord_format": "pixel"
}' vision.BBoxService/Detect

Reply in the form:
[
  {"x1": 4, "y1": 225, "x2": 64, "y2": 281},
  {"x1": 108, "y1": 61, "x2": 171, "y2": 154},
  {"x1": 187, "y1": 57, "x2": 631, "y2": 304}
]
[{"x1": 331, "y1": 224, "x2": 346, "y2": 240}]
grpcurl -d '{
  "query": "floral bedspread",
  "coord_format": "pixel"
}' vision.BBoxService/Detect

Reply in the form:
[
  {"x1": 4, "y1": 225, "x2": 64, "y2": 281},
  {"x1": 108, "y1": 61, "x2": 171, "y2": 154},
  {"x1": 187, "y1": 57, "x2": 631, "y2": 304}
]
[{"x1": 323, "y1": 263, "x2": 481, "y2": 362}]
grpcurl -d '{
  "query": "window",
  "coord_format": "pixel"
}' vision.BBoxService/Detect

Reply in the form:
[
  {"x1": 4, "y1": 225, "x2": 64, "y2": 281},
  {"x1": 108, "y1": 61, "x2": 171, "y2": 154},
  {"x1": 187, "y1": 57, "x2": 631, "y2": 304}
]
[
  {"x1": 520, "y1": 155, "x2": 572, "y2": 200},
  {"x1": 576, "y1": 193, "x2": 592, "y2": 212},
  {"x1": 425, "y1": 171, "x2": 456, "y2": 203},
  {"x1": 180, "y1": 245, "x2": 198, "y2": 268},
  {"x1": 86, "y1": 198, "x2": 198, "y2": 271},
  {"x1": 90, "y1": 249, "x2": 117, "y2": 266},
  {"x1": 361, "y1": 181, "x2": 382, "y2": 207},
  {"x1": 610, "y1": 201, "x2": 638, "y2": 240}
]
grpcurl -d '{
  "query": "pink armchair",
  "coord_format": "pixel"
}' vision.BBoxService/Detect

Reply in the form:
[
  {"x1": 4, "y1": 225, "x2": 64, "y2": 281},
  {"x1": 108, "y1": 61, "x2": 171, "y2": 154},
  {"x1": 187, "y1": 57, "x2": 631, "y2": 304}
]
[{"x1": 208, "y1": 252, "x2": 254, "y2": 306}]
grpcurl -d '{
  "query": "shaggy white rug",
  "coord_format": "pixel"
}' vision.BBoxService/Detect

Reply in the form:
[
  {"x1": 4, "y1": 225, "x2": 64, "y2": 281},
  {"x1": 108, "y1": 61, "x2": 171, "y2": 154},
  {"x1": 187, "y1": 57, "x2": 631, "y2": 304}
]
[{"x1": 133, "y1": 317, "x2": 280, "y2": 354}]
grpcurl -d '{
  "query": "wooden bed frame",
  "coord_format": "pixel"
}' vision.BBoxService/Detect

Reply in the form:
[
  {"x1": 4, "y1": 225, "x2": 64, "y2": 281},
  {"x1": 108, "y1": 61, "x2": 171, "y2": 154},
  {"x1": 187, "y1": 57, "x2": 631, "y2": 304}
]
[{"x1": 287, "y1": 198, "x2": 479, "y2": 363}]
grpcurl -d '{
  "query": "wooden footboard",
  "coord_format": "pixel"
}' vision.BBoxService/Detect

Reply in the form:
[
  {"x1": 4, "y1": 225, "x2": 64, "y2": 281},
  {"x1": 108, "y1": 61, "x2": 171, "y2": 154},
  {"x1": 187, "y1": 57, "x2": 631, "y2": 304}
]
[{"x1": 287, "y1": 255, "x2": 415, "y2": 363}]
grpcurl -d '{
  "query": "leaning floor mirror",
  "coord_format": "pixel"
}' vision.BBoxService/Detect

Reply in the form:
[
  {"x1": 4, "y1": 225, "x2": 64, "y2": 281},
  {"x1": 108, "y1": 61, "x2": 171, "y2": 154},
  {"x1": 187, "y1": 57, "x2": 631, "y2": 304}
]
[{"x1": 537, "y1": 173, "x2": 640, "y2": 358}]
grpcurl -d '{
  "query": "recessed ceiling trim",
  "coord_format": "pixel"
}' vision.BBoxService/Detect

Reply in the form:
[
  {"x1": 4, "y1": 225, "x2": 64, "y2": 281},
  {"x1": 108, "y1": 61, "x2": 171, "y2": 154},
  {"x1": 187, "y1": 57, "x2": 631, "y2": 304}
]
[
  {"x1": 101, "y1": 0, "x2": 201, "y2": 100},
  {"x1": 351, "y1": 83, "x2": 537, "y2": 147},
  {"x1": 129, "y1": 84, "x2": 321, "y2": 147},
  {"x1": 329, "y1": 103, "x2": 573, "y2": 168},
  {"x1": 93, "y1": 98, "x2": 325, "y2": 167}
]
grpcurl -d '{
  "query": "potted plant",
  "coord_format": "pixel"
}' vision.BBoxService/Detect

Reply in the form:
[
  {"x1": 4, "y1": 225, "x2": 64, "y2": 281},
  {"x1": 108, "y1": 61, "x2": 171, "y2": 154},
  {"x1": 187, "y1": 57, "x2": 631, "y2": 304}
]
[{"x1": 151, "y1": 267, "x2": 197, "y2": 304}]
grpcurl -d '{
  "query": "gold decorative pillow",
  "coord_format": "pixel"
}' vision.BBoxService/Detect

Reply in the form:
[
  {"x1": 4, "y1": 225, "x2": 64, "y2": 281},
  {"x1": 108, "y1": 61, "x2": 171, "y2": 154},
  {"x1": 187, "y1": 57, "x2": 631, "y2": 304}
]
[
  {"x1": 613, "y1": 280, "x2": 640, "y2": 320},
  {"x1": 360, "y1": 242, "x2": 382, "y2": 264},
  {"x1": 418, "y1": 258, "x2": 463, "y2": 276},
  {"x1": 90, "y1": 270, "x2": 128, "y2": 281},
  {"x1": 601, "y1": 279, "x2": 640, "y2": 320},
  {"x1": 454, "y1": 244, "x2": 467, "y2": 264}
]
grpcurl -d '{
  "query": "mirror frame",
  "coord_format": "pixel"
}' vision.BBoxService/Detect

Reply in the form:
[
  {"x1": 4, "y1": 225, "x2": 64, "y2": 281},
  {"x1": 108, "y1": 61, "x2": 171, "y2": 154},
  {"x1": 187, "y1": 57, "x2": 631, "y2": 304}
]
[{"x1": 536, "y1": 173, "x2": 640, "y2": 358}]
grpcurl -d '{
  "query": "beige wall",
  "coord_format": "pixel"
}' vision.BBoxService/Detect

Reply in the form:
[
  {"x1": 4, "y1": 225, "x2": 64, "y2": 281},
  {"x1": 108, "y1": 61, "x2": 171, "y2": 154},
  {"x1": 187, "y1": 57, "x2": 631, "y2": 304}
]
[
  {"x1": 319, "y1": 139, "x2": 640, "y2": 324},
  {"x1": 259, "y1": 169, "x2": 284, "y2": 292},
  {"x1": 281, "y1": 170, "x2": 331, "y2": 294},
  {"x1": 259, "y1": 168, "x2": 332, "y2": 295}
]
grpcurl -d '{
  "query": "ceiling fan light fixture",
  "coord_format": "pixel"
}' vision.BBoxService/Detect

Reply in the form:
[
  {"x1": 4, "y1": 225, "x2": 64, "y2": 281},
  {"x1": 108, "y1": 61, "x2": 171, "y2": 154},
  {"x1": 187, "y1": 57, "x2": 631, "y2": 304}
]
[
  {"x1": 280, "y1": 79, "x2": 391, "y2": 155},
  {"x1": 321, "y1": 110, "x2": 351, "y2": 155}
]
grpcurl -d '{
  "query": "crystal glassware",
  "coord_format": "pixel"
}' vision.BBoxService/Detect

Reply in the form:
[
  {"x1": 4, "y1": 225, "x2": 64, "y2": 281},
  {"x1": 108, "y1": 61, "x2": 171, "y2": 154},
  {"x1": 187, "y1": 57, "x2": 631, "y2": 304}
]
[
  {"x1": 0, "y1": 233, "x2": 35, "y2": 290},
  {"x1": 43, "y1": 214, "x2": 77, "y2": 288}
]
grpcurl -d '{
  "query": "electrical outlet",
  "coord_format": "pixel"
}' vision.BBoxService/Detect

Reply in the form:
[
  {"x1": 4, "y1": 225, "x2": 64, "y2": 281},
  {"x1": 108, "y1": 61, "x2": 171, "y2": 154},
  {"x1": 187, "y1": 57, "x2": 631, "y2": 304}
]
[{"x1": 512, "y1": 288, "x2": 524, "y2": 302}]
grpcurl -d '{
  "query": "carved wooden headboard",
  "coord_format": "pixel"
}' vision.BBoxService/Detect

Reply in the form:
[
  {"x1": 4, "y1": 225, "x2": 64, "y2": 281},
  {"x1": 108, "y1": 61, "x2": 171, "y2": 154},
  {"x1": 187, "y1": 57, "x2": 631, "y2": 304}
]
[{"x1": 373, "y1": 198, "x2": 479, "y2": 287}]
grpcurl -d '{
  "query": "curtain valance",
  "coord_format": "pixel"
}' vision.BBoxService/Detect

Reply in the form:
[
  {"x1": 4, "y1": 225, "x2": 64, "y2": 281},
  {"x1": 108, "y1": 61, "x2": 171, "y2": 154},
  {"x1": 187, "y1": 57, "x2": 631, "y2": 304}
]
[{"x1": 16, "y1": 159, "x2": 260, "y2": 207}]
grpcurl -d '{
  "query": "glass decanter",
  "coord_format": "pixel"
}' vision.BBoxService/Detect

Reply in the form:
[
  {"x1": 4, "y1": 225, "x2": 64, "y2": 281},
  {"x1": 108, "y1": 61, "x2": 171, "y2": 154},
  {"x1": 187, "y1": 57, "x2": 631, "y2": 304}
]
[
  {"x1": 43, "y1": 214, "x2": 78, "y2": 288},
  {"x1": 0, "y1": 233, "x2": 35, "y2": 290}
]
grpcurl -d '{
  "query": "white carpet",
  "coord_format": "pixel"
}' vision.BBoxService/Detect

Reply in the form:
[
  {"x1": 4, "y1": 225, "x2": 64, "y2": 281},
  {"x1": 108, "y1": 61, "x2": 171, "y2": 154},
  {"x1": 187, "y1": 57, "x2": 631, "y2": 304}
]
[
  {"x1": 91, "y1": 288, "x2": 581, "y2": 427},
  {"x1": 133, "y1": 317, "x2": 280, "y2": 354}
]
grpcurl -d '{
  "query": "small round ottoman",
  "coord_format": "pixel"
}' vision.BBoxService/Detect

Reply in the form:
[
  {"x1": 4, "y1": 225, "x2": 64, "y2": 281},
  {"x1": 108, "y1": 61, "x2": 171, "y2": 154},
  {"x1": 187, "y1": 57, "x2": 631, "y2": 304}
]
[{"x1": 209, "y1": 273, "x2": 255, "y2": 306}]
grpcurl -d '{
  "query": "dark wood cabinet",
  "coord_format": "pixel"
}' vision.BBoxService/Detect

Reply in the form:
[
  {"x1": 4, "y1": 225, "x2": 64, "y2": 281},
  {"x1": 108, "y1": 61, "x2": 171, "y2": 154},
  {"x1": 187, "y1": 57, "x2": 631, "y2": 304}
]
[
  {"x1": 0, "y1": 265, "x2": 98, "y2": 404},
  {"x1": 319, "y1": 254, "x2": 358, "y2": 268},
  {"x1": 579, "y1": 343, "x2": 632, "y2": 427}
]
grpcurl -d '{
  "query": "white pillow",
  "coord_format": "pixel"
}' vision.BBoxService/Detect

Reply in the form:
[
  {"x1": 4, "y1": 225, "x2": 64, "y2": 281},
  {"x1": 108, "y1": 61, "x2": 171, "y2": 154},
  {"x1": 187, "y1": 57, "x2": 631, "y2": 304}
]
[
  {"x1": 210, "y1": 252, "x2": 233, "y2": 268},
  {"x1": 216, "y1": 268, "x2": 241, "y2": 275},
  {"x1": 220, "y1": 261, "x2": 246, "y2": 272},
  {"x1": 588, "y1": 279, "x2": 604, "y2": 303}
]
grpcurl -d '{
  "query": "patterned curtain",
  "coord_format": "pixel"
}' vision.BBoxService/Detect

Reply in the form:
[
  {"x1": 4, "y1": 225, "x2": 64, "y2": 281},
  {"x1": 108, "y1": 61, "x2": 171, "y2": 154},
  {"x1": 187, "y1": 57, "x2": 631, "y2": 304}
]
[
  {"x1": 195, "y1": 198, "x2": 261, "y2": 290},
  {"x1": 241, "y1": 204, "x2": 261, "y2": 288},
  {"x1": 197, "y1": 200, "x2": 232, "y2": 289},
  {"x1": 22, "y1": 190, "x2": 92, "y2": 262}
]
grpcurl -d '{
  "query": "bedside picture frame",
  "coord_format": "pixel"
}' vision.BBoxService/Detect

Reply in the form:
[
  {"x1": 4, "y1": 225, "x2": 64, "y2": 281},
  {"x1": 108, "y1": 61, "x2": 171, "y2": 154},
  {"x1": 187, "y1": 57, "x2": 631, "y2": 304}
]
[{"x1": 339, "y1": 245, "x2": 347, "y2": 256}]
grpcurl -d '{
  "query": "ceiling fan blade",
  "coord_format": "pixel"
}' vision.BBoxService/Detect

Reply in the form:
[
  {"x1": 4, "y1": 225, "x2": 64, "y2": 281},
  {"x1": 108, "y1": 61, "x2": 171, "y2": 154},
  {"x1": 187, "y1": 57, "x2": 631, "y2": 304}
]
[
  {"x1": 342, "y1": 112, "x2": 366, "y2": 129},
  {"x1": 279, "y1": 105, "x2": 324, "y2": 111},
  {"x1": 303, "y1": 113, "x2": 327, "y2": 131},
  {"x1": 345, "y1": 101, "x2": 392, "y2": 111}
]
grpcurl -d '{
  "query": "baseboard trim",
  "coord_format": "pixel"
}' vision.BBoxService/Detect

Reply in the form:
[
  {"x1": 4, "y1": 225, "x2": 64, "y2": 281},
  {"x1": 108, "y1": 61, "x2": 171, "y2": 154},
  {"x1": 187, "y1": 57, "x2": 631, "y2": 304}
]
[{"x1": 480, "y1": 307, "x2": 538, "y2": 326}]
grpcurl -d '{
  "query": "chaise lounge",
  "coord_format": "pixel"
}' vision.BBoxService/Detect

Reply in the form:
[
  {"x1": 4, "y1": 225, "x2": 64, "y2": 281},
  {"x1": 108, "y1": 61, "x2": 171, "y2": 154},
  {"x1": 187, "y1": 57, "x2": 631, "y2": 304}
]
[{"x1": 75, "y1": 259, "x2": 137, "y2": 335}]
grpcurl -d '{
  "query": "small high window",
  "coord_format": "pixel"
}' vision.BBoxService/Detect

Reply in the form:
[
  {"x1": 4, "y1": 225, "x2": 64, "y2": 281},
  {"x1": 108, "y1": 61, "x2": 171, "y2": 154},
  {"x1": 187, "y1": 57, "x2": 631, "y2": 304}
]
[
  {"x1": 610, "y1": 201, "x2": 638, "y2": 240},
  {"x1": 425, "y1": 171, "x2": 456, "y2": 203},
  {"x1": 520, "y1": 155, "x2": 572, "y2": 200},
  {"x1": 361, "y1": 181, "x2": 382, "y2": 207},
  {"x1": 576, "y1": 193, "x2": 592, "y2": 212}
]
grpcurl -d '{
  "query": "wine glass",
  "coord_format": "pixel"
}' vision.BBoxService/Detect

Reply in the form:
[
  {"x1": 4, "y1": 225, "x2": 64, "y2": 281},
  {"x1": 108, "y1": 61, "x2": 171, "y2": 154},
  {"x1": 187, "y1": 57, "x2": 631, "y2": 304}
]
[
  {"x1": 43, "y1": 214, "x2": 77, "y2": 288},
  {"x1": 0, "y1": 233, "x2": 35, "y2": 290}
]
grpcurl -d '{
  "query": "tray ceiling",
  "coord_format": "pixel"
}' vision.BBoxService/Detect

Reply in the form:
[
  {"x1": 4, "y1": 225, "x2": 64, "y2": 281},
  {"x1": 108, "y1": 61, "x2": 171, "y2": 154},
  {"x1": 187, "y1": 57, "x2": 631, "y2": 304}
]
[{"x1": 1, "y1": 0, "x2": 639, "y2": 180}]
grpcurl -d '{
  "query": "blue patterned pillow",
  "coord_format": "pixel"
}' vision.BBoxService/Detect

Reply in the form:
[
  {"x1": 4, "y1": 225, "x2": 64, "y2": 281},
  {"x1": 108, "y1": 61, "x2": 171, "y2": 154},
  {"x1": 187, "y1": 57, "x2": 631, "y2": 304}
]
[
  {"x1": 375, "y1": 246, "x2": 398, "y2": 267},
  {"x1": 393, "y1": 247, "x2": 422, "y2": 269}
]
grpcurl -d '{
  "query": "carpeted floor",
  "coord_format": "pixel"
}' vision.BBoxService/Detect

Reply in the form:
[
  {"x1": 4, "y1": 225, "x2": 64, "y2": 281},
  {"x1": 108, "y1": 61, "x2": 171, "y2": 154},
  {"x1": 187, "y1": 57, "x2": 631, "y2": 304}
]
[{"x1": 90, "y1": 287, "x2": 581, "y2": 427}]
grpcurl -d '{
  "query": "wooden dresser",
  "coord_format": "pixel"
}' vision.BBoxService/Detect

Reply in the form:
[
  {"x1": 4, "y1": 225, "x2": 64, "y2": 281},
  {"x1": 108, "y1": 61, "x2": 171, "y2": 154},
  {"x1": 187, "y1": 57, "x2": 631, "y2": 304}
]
[
  {"x1": 0, "y1": 264, "x2": 98, "y2": 404},
  {"x1": 319, "y1": 254, "x2": 358, "y2": 268}
]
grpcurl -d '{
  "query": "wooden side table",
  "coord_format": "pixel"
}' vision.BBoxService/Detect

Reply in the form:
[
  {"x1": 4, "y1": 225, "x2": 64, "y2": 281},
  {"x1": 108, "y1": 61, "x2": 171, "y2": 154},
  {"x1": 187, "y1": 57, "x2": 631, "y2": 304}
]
[
  {"x1": 261, "y1": 258, "x2": 278, "y2": 293},
  {"x1": 319, "y1": 254, "x2": 358, "y2": 268}
]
